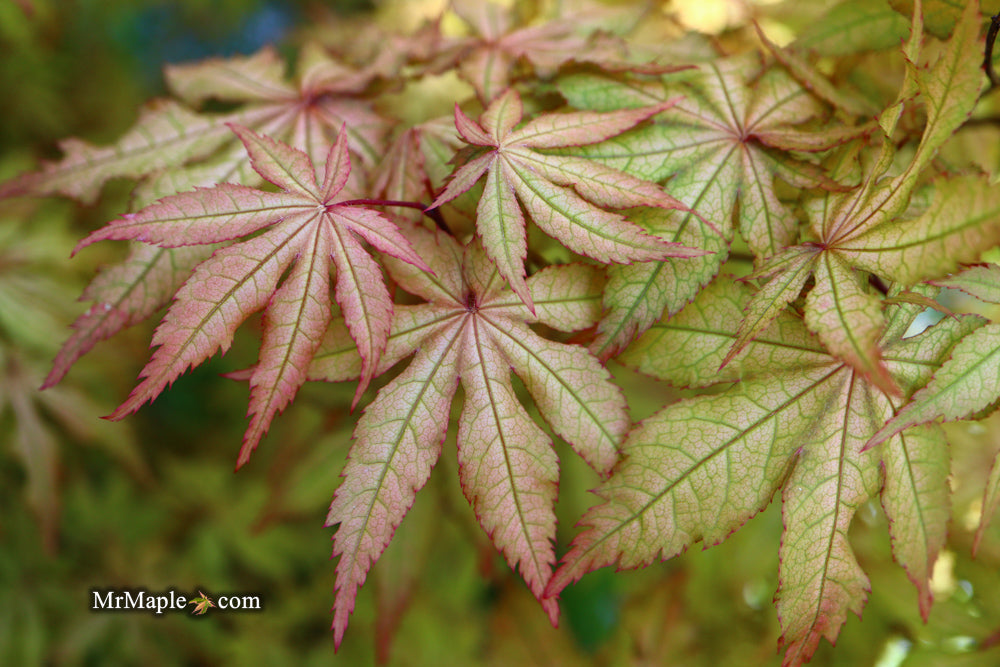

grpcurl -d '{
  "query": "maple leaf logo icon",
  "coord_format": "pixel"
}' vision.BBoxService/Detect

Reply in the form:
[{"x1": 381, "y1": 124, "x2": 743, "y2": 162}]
[{"x1": 189, "y1": 591, "x2": 216, "y2": 615}]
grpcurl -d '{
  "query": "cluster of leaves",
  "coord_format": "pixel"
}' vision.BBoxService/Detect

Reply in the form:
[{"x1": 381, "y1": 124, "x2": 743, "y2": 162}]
[{"x1": 7, "y1": 0, "x2": 1000, "y2": 663}]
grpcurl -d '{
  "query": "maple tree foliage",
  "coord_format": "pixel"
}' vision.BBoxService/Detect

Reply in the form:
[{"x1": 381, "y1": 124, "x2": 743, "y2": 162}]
[
  {"x1": 75, "y1": 125, "x2": 429, "y2": 467},
  {"x1": 7, "y1": 0, "x2": 1000, "y2": 663},
  {"x1": 316, "y1": 228, "x2": 627, "y2": 645}
]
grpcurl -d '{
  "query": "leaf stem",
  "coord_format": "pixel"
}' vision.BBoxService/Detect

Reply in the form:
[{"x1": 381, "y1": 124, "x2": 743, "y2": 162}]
[
  {"x1": 339, "y1": 198, "x2": 453, "y2": 234},
  {"x1": 984, "y1": 13, "x2": 1000, "y2": 91}
]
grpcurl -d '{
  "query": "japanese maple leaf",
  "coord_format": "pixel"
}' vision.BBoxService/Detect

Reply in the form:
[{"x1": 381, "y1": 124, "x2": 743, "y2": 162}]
[
  {"x1": 930, "y1": 263, "x2": 1000, "y2": 304},
  {"x1": 865, "y1": 318, "x2": 1000, "y2": 555},
  {"x1": 443, "y1": 0, "x2": 627, "y2": 103},
  {"x1": 24, "y1": 45, "x2": 391, "y2": 390},
  {"x1": 722, "y1": 0, "x2": 993, "y2": 396},
  {"x1": 557, "y1": 55, "x2": 858, "y2": 358},
  {"x1": 188, "y1": 591, "x2": 215, "y2": 615},
  {"x1": 429, "y1": 88, "x2": 702, "y2": 310},
  {"x1": 549, "y1": 275, "x2": 985, "y2": 666},
  {"x1": 0, "y1": 44, "x2": 385, "y2": 206},
  {"x1": 317, "y1": 228, "x2": 628, "y2": 647},
  {"x1": 75, "y1": 125, "x2": 429, "y2": 468}
]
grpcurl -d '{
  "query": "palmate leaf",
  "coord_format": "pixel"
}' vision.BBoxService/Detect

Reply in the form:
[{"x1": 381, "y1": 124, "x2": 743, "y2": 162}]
[
  {"x1": 320, "y1": 229, "x2": 627, "y2": 647},
  {"x1": 0, "y1": 44, "x2": 386, "y2": 206},
  {"x1": 728, "y1": 0, "x2": 991, "y2": 396},
  {"x1": 557, "y1": 56, "x2": 853, "y2": 358},
  {"x1": 429, "y1": 88, "x2": 701, "y2": 310},
  {"x1": 75, "y1": 126, "x2": 428, "y2": 468},
  {"x1": 443, "y1": 0, "x2": 628, "y2": 103},
  {"x1": 42, "y1": 243, "x2": 210, "y2": 389},
  {"x1": 24, "y1": 45, "x2": 393, "y2": 389},
  {"x1": 867, "y1": 324, "x2": 1000, "y2": 449},
  {"x1": 547, "y1": 276, "x2": 985, "y2": 666}
]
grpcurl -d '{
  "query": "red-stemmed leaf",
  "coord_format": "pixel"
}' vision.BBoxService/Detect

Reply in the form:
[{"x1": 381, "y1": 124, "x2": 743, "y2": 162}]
[
  {"x1": 430, "y1": 88, "x2": 701, "y2": 310},
  {"x1": 324, "y1": 229, "x2": 625, "y2": 646},
  {"x1": 75, "y1": 126, "x2": 428, "y2": 467}
]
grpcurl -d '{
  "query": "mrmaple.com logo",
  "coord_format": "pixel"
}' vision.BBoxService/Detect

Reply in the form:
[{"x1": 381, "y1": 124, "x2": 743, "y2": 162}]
[{"x1": 90, "y1": 588, "x2": 261, "y2": 615}]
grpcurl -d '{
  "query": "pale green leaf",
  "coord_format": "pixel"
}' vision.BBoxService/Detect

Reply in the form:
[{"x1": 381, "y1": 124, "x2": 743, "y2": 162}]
[
  {"x1": 547, "y1": 363, "x2": 845, "y2": 597},
  {"x1": 869, "y1": 323, "x2": 1000, "y2": 449},
  {"x1": 725, "y1": 247, "x2": 819, "y2": 368},
  {"x1": 931, "y1": 264, "x2": 1000, "y2": 304},
  {"x1": 588, "y1": 151, "x2": 734, "y2": 360},
  {"x1": 777, "y1": 372, "x2": 882, "y2": 666},
  {"x1": 836, "y1": 176, "x2": 1000, "y2": 285},
  {"x1": 805, "y1": 252, "x2": 898, "y2": 396},
  {"x1": 164, "y1": 45, "x2": 296, "y2": 105},
  {"x1": 622, "y1": 276, "x2": 827, "y2": 387},
  {"x1": 889, "y1": 0, "x2": 999, "y2": 38},
  {"x1": 795, "y1": 1, "x2": 911, "y2": 56},
  {"x1": 883, "y1": 312, "x2": 987, "y2": 395},
  {"x1": 881, "y1": 423, "x2": 949, "y2": 619}
]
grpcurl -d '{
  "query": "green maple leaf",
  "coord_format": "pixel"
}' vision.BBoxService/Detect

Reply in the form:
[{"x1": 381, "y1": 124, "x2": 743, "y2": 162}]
[
  {"x1": 429, "y1": 87, "x2": 702, "y2": 311},
  {"x1": 548, "y1": 275, "x2": 985, "y2": 666},
  {"x1": 556, "y1": 54, "x2": 853, "y2": 359},
  {"x1": 72, "y1": 126, "x2": 429, "y2": 468},
  {"x1": 0, "y1": 215, "x2": 139, "y2": 552},
  {"x1": 315, "y1": 228, "x2": 628, "y2": 647}
]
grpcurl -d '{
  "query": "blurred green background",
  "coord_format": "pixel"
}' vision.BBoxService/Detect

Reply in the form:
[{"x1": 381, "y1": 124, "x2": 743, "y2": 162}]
[{"x1": 3, "y1": 1, "x2": 1000, "y2": 665}]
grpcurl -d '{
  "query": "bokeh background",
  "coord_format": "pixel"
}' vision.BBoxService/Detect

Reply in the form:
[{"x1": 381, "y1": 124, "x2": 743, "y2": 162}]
[{"x1": 3, "y1": 1, "x2": 1000, "y2": 665}]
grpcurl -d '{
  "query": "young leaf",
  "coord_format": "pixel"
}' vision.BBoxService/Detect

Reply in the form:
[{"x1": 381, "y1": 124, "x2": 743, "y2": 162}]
[
  {"x1": 430, "y1": 88, "x2": 700, "y2": 309},
  {"x1": 804, "y1": 252, "x2": 898, "y2": 396},
  {"x1": 723, "y1": 247, "x2": 820, "y2": 368},
  {"x1": 775, "y1": 374, "x2": 882, "y2": 666},
  {"x1": 835, "y1": 176, "x2": 1000, "y2": 285},
  {"x1": 880, "y1": 423, "x2": 949, "y2": 618},
  {"x1": 731, "y1": 1, "x2": 989, "y2": 389},
  {"x1": 0, "y1": 100, "x2": 236, "y2": 204},
  {"x1": 325, "y1": 230, "x2": 626, "y2": 646},
  {"x1": 621, "y1": 272, "x2": 828, "y2": 388},
  {"x1": 794, "y1": 1, "x2": 911, "y2": 56},
  {"x1": 76, "y1": 126, "x2": 429, "y2": 468}
]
